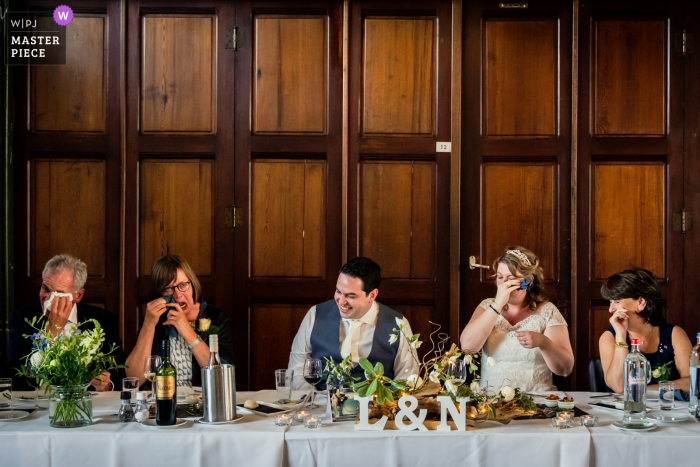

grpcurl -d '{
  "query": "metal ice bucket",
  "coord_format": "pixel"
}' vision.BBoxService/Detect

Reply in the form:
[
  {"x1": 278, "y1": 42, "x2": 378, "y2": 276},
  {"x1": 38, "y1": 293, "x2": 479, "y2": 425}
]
[{"x1": 202, "y1": 364, "x2": 236, "y2": 422}]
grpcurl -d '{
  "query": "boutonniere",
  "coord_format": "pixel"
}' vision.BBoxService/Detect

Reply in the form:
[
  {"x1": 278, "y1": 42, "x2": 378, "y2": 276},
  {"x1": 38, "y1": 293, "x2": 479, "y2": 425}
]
[
  {"x1": 651, "y1": 360, "x2": 673, "y2": 382},
  {"x1": 192, "y1": 318, "x2": 220, "y2": 339}
]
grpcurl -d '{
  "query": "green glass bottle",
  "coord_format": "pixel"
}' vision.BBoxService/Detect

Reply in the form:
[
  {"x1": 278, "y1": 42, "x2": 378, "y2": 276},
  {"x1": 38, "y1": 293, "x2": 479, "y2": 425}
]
[{"x1": 155, "y1": 339, "x2": 177, "y2": 425}]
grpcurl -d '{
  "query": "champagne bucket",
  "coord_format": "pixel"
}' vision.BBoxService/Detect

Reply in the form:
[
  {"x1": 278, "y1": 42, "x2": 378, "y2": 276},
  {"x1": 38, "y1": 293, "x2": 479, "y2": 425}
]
[{"x1": 202, "y1": 364, "x2": 236, "y2": 422}]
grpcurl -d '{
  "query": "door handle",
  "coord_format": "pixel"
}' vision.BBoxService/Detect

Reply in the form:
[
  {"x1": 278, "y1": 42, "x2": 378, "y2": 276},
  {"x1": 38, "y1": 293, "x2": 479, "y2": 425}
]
[{"x1": 469, "y1": 256, "x2": 489, "y2": 270}]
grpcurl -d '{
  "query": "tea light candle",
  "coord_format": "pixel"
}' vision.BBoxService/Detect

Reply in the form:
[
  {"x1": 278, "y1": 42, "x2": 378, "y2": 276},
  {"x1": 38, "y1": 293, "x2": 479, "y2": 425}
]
[
  {"x1": 186, "y1": 395, "x2": 199, "y2": 407},
  {"x1": 294, "y1": 411, "x2": 310, "y2": 423},
  {"x1": 580, "y1": 415, "x2": 598, "y2": 427},
  {"x1": 304, "y1": 416, "x2": 322, "y2": 429},
  {"x1": 275, "y1": 414, "x2": 293, "y2": 426},
  {"x1": 551, "y1": 416, "x2": 570, "y2": 429},
  {"x1": 559, "y1": 411, "x2": 573, "y2": 421}
]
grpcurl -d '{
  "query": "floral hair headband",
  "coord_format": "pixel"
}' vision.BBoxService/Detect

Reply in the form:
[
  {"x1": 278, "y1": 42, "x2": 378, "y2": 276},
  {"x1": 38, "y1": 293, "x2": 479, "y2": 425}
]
[{"x1": 506, "y1": 249, "x2": 532, "y2": 266}]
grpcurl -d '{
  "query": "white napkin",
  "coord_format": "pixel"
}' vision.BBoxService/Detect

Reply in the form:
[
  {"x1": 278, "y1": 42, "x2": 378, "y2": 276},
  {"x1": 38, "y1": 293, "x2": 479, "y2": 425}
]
[{"x1": 43, "y1": 291, "x2": 74, "y2": 316}]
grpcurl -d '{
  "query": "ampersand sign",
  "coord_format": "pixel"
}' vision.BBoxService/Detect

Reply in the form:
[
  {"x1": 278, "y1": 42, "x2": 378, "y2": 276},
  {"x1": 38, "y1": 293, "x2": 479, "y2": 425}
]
[{"x1": 394, "y1": 395, "x2": 428, "y2": 431}]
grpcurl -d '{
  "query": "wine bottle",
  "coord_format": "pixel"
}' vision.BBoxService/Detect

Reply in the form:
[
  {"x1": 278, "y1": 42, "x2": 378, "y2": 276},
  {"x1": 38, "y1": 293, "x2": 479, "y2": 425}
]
[
  {"x1": 156, "y1": 339, "x2": 177, "y2": 426},
  {"x1": 208, "y1": 334, "x2": 221, "y2": 368}
]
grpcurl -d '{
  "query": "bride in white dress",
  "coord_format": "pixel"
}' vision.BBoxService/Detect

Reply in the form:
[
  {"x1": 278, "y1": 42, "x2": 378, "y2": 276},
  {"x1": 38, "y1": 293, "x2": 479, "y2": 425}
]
[{"x1": 459, "y1": 247, "x2": 574, "y2": 392}]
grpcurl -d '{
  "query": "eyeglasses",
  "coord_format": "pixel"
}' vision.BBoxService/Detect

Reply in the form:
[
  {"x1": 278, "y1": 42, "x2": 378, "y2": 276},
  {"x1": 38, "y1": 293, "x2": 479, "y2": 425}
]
[{"x1": 162, "y1": 281, "x2": 190, "y2": 296}]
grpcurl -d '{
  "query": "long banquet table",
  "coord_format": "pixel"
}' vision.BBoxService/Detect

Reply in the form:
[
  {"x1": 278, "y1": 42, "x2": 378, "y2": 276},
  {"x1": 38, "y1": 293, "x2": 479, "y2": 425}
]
[{"x1": 1, "y1": 391, "x2": 698, "y2": 467}]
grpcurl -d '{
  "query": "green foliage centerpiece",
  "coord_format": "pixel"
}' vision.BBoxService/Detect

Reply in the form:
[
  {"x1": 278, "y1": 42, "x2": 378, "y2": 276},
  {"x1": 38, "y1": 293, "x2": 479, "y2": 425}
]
[{"x1": 18, "y1": 317, "x2": 123, "y2": 428}]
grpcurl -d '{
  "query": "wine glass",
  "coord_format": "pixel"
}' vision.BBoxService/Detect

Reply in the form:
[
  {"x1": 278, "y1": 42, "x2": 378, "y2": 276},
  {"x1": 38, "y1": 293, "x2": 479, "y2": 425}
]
[
  {"x1": 303, "y1": 358, "x2": 323, "y2": 409},
  {"x1": 144, "y1": 355, "x2": 162, "y2": 403},
  {"x1": 447, "y1": 359, "x2": 467, "y2": 390},
  {"x1": 25, "y1": 363, "x2": 45, "y2": 410}
]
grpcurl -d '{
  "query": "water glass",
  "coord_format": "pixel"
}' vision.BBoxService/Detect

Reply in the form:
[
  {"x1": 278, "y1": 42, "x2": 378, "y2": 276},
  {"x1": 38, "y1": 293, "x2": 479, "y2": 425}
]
[
  {"x1": 123, "y1": 377, "x2": 139, "y2": 399},
  {"x1": 275, "y1": 369, "x2": 293, "y2": 404},
  {"x1": 0, "y1": 378, "x2": 11, "y2": 407},
  {"x1": 659, "y1": 381, "x2": 675, "y2": 410}
]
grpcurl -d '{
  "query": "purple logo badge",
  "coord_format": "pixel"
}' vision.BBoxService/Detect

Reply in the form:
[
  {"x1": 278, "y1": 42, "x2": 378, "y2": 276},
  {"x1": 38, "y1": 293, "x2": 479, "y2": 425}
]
[{"x1": 53, "y1": 5, "x2": 73, "y2": 26}]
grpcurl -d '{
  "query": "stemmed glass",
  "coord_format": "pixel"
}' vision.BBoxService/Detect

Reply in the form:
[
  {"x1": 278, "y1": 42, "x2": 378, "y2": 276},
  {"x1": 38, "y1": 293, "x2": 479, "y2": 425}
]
[
  {"x1": 303, "y1": 358, "x2": 323, "y2": 409},
  {"x1": 26, "y1": 363, "x2": 45, "y2": 410},
  {"x1": 447, "y1": 359, "x2": 467, "y2": 390},
  {"x1": 144, "y1": 355, "x2": 162, "y2": 403}
]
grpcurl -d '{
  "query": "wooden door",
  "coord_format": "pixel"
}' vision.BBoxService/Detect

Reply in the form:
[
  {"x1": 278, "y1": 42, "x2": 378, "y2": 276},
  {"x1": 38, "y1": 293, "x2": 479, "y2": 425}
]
[
  {"x1": 13, "y1": 1, "x2": 122, "y2": 316},
  {"x1": 575, "y1": 0, "x2": 685, "y2": 388},
  {"x1": 233, "y1": 0, "x2": 344, "y2": 390},
  {"x1": 461, "y1": 0, "x2": 573, "y2": 384},
  {"x1": 123, "y1": 0, "x2": 236, "y2": 351},
  {"x1": 347, "y1": 0, "x2": 453, "y2": 361}
]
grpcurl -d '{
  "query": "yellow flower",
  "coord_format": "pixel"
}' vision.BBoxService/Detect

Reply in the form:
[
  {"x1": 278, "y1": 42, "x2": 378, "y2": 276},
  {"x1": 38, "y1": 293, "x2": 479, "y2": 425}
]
[
  {"x1": 198, "y1": 318, "x2": 211, "y2": 332},
  {"x1": 652, "y1": 368, "x2": 662, "y2": 379}
]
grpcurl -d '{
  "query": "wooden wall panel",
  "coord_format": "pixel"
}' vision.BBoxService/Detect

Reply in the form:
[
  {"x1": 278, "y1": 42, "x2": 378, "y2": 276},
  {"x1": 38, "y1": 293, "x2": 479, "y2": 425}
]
[
  {"x1": 362, "y1": 18, "x2": 436, "y2": 135},
  {"x1": 251, "y1": 303, "x2": 312, "y2": 390},
  {"x1": 594, "y1": 20, "x2": 666, "y2": 136},
  {"x1": 484, "y1": 20, "x2": 556, "y2": 137},
  {"x1": 592, "y1": 163, "x2": 665, "y2": 279},
  {"x1": 33, "y1": 160, "x2": 106, "y2": 277},
  {"x1": 139, "y1": 160, "x2": 213, "y2": 277},
  {"x1": 391, "y1": 304, "x2": 433, "y2": 363},
  {"x1": 360, "y1": 161, "x2": 435, "y2": 279},
  {"x1": 253, "y1": 16, "x2": 327, "y2": 134},
  {"x1": 33, "y1": 16, "x2": 106, "y2": 133},
  {"x1": 141, "y1": 15, "x2": 215, "y2": 133},
  {"x1": 482, "y1": 164, "x2": 556, "y2": 280},
  {"x1": 590, "y1": 306, "x2": 611, "y2": 358},
  {"x1": 251, "y1": 160, "x2": 326, "y2": 278}
]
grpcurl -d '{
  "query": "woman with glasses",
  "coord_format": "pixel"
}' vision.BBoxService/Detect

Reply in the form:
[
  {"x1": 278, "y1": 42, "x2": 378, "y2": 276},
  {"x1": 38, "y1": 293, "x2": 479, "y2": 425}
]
[{"x1": 125, "y1": 255, "x2": 234, "y2": 387}]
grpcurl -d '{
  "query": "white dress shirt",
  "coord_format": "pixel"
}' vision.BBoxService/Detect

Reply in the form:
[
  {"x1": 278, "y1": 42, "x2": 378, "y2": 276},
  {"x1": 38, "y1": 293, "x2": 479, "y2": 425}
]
[{"x1": 287, "y1": 301, "x2": 420, "y2": 390}]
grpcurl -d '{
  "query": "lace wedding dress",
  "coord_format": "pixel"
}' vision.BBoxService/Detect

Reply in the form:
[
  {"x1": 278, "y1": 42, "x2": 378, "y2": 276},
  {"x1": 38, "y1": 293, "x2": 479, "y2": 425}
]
[{"x1": 478, "y1": 298, "x2": 567, "y2": 393}]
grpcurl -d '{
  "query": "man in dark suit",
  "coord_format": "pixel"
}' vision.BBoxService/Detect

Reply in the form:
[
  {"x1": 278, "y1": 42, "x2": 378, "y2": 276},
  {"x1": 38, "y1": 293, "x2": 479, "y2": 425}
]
[{"x1": 7, "y1": 254, "x2": 126, "y2": 391}]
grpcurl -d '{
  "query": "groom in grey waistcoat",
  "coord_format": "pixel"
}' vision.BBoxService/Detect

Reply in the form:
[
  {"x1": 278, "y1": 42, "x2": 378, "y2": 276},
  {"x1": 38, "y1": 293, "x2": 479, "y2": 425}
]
[{"x1": 288, "y1": 257, "x2": 419, "y2": 390}]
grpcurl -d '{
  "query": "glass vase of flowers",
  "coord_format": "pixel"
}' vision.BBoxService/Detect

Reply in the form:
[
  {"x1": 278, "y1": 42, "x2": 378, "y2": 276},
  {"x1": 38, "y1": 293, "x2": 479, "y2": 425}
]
[{"x1": 17, "y1": 316, "x2": 123, "y2": 428}]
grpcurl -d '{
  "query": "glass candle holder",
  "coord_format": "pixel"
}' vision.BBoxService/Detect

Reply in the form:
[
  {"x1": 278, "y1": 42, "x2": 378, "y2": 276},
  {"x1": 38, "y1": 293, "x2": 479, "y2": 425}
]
[
  {"x1": 551, "y1": 416, "x2": 570, "y2": 429},
  {"x1": 275, "y1": 414, "x2": 293, "y2": 426},
  {"x1": 579, "y1": 415, "x2": 598, "y2": 427},
  {"x1": 294, "y1": 411, "x2": 310, "y2": 423},
  {"x1": 559, "y1": 411, "x2": 573, "y2": 423},
  {"x1": 304, "y1": 416, "x2": 322, "y2": 429}
]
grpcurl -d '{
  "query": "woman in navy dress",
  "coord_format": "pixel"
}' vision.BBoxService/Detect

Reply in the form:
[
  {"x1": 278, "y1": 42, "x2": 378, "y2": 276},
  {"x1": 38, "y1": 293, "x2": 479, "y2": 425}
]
[{"x1": 599, "y1": 268, "x2": 692, "y2": 393}]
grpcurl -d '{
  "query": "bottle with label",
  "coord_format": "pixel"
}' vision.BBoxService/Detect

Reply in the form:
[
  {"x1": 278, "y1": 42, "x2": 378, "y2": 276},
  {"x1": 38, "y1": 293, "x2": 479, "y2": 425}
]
[
  {"x1": 623, "y1": 338, "x2": 651, "y2": 428},
  {"x1": 156, "y1": 339, "x2": 177, "y2": 426},
  {"x1": 208, "y1": 335, "x2": 221, "y2": 369},
  {"x1": 689, "y1": 332, "x2": 700, "y2": 415}
]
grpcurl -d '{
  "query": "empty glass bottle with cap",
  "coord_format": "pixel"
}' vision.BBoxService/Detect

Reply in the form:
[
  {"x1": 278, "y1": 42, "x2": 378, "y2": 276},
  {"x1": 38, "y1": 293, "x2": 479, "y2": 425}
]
[
  {"x1": 689, "y1": 332, "x2": 700, "y2": 415},
  {"x1": 623, "y1": 338, "x2": 651, "y2": 428},
  {"x1": 119, "y1": 391, "x2": 134, "y2": 422},
  {"x1": 208, "y1": 335, "x2": 221, "y2": 368}
]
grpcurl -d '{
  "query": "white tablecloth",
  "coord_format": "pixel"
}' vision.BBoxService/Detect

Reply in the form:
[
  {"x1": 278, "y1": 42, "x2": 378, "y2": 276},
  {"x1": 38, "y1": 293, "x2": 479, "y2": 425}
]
[{"x1": 1, "y1": 391, "x2": 698, "y2": 467}]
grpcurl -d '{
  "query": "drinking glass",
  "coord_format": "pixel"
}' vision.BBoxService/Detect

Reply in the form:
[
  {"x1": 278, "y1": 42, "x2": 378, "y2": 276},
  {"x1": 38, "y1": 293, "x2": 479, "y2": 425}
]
[
  {"x1": 471, "y1": 378, "x2": 488, "y2": 394},
  {"x1": 659, "y1": 381, "x2": 675, "y2": 410},
  {"x1": 144, "y1": 355, "x2": 162, "y2": 402},
  {"x1": 0, "y1": 378, "x2": 12, "y2": 407},
  {"x1": 123, "y1": 377, "x2": 139, "y2": 400},
  {"x1": 447, "y1": 360, "x2": 467, "y2": 389},
  {"x1": 275, "y1": 369, "x2": 294, "y2": 404},
  {"x1": 25, "y1": 364, "x2": 44, "y2": 410},
  {"x1": 303, "y1": 358, "x2": 323, "y2": 409}
]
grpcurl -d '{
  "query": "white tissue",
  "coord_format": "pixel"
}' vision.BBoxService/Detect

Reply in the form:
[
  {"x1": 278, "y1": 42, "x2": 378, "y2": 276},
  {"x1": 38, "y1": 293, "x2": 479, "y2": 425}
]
[{"x1": 43, "y1": 291, "x2": 74, "y2": 316}]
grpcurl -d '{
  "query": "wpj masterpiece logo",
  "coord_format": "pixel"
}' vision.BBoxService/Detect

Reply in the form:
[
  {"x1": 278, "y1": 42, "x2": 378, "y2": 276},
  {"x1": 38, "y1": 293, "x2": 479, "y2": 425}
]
[{"x1": 4, "y1": 5, "x2": 72, "y2": 66}]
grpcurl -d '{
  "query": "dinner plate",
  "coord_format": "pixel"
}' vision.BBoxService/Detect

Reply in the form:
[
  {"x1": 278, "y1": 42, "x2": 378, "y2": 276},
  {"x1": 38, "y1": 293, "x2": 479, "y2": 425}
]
[
  {"x1": 236, "y1": 401, "x2": 293, "y2": 417},
  {"x1": 651, "y1": 413, "x2": 688, "y2": 423},
  {"x1": 0, "y1": 410, "x2": 31, "y2": 421},
  {"x1": 141, "y1": 418, "x2": 187, "y2": 428},
  {"x1": 197, "y1": 414, "x2": 244, "y2": 425},
  {"x1": 612, "y1": 420, "x2": 656, "y2": 432}
]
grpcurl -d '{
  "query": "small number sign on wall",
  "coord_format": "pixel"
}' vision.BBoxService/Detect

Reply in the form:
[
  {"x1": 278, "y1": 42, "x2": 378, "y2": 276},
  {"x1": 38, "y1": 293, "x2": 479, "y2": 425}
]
[{"x1": 436, "y1": 142, "x2": 451, "y2": 152}]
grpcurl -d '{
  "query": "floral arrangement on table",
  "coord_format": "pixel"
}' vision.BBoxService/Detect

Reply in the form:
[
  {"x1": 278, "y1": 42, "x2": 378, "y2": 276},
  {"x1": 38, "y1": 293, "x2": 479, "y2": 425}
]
[
  {"x1": 348, "y1": 320, "x2": 537, "y2": 428},
  {"x1": 17, "y1": 316, "x2": 123, "y2": 428},
  {"x1": 651, "y1": 361, "x2": 673, "y2": 383},
  {"x1": 190, "y1": 318, "x2": 219, "y2": 340}
]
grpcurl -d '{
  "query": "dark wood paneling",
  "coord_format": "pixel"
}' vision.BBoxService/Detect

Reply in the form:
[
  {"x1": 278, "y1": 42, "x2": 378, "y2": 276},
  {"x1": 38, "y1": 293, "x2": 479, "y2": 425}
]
[
  {"x1": 251, "y1": 303, "x2": 311, "y2": 390},
  {"x1": 32, "y1": 16, "x2": 106, "y2": 133},
  {"x1": 139, "y1": 160, "x2": 213, "y2": 277},
  {"x1": 32, "y1": 160, "x2": 107, "y2": 277},
  {"x1": 590, "y1": 307, "x2": 611, "y2": 358},
  {"x1": 362, "y1": 17, "x2": 436, "y2": 135},
  {"x1": 251, "y1": 159, "x2": 326, "y2": 278},
  {"x1": 594, "y1": 19, "x2": 666, "y2": 137},
  {"x1": 141, "y1": 15, "x2": 216, "y2": 133},
  {"x1": 484, "y1": 19, "x2": 556, "y2": 137},
  {"x1": 482, "y1": 163, "x2": 556, "y2": 281},
  {"x1": 253, "y1": 16, "x2": 327, "y2": 135},
  {"x1": 592, "y1": 163, "x2": 665, "y2": 280}
]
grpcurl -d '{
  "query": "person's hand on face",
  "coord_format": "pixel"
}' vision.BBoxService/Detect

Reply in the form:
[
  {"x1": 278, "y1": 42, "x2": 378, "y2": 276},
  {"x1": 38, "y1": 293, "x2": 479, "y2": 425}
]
[
  {"x1": 144, "y1": 297, "x2": 170, "y2": 328},
  {"x1": 162, "y1": 302, "x2": 193, "y2": 336},
  {"x1": 159, "y1": 268, "x2": 198, "y2": 338},
  {"x1": 39, "y1": 270, "x2": 83, "y2": 336},
  {"x1": 608, "y1": 301, "x2": 630, "y2": 336},
  {"x1": 493, "y1": 263, "x2": 528, "y2": 309}
]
